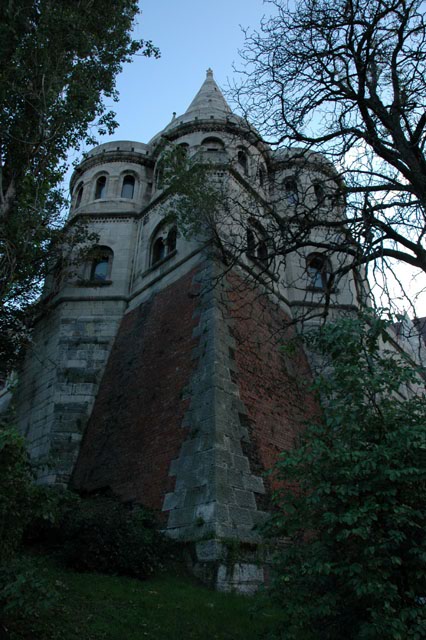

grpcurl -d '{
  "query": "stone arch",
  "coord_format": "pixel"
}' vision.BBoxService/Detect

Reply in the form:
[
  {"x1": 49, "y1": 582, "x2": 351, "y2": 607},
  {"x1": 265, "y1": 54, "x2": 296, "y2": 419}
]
[
  {"x1": 85, "y1": 245, "x2": 114, "y2": 282},
  {"x1": 306, "y1": 253, "x2": 332, "y2": 290},
  {"x1": 93, "y1": 172, "x2": 109, "y2": 200},
  {"x1": 150, "y1": 222, "x2": 178, "y2": 267},
  {"x1": 201, "y1": 136, "x2": 225, "y2": 152}
]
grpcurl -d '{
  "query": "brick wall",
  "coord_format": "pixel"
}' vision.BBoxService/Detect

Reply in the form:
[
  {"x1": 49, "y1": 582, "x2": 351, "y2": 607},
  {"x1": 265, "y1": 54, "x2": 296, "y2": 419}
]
[
  {"x1": 71, "y1": 268, "x2": 200, "y2": 514},
  {"x1": 227, "y1": 274, "x2": 319, "y2": 496}
]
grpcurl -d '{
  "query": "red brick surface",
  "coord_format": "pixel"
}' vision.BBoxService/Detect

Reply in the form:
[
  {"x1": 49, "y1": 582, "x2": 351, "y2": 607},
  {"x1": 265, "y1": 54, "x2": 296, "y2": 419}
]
[
  {"x1": 227, "y1": 274, "x2": 319, "y2": 496},
  {"x1": 71, "y1": 269, "x2": 201, "y2": 514}
]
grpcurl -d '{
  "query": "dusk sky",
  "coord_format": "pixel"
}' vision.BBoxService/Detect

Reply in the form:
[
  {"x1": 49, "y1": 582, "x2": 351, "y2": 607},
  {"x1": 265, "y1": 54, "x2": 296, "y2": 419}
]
[{"x1": 103, "y1": 0, "x2": 268, "y2": 145}]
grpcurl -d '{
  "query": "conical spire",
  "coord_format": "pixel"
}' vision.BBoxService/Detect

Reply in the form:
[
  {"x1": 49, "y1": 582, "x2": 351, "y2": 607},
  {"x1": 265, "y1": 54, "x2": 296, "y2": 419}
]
[
  {"x1": 149, "y1": 69, "x2": 243, "y2": 144},
  {"x1": 184, "y1": 68, "x2": 232, "y2": 117}
]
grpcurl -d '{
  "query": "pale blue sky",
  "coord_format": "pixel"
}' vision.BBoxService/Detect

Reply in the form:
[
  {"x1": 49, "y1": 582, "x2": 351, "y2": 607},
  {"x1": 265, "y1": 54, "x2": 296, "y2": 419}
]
[{"x1": 106, "y1": 0, "x2": 267, "y2": 144}]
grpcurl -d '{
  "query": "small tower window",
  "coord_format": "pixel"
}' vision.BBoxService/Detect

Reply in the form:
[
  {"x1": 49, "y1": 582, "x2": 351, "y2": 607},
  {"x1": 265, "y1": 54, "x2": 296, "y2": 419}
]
[
  {"x1": 152, "y1": 237, "x2": 165, "y2": 264},
  {"x1": 237, "y1": 150, "x2": 248, "y2": 175},
  {"x1": 246, "y1": 229, "x2": 256, "y2": 255},
  {"x1": 151, "y1": 225, "x2": 178, "y2": 266},
  {"x1": 313, "y1": 182, "x2": 325, "y2": 205},
  {"x1": 259, "y1": 165, "x2": 266, "y2": 189},
  {"x1": 167, "y1": 227, "x2": 177, "y2": 253},
  {"x1": 284, "y1": 178, "x2": 298, "y2": 205},
  {"x1": 246, "y1": 225, "x2": 269, "y2": 266},
  {"x1": 155, "y1": 165, "x2": 164, "y2": 190},
  {"x1": 75, "y1": 183, "x2": 84, "y2": 208},
  {"x1": 86, "y1": 246, "x2": 113, "y2": 282},
  {"x1": 201, "y1": 137, "x2": 224, "y2": 152},
  {"x1": 121, "y1": 175, "x2": 135, "y2": 199},
  {"x1": 95, "y1": 176, "x2": 107, "y2": 200},
  {"x1": 91, "y1": 257, "x2": 109, "y2": 281},
  {"x1": 257, "y1": 241, "x2": 268, "y2": 265},
  {"x1": 306, "y1": 253, "x2": 331, "y2": 290}
]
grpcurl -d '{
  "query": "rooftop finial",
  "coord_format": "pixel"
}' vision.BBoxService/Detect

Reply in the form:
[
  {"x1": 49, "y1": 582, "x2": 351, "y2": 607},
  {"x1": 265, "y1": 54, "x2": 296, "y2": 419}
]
[{"x1": 206, "y1": 68, "x2": 213, "y2": 78}]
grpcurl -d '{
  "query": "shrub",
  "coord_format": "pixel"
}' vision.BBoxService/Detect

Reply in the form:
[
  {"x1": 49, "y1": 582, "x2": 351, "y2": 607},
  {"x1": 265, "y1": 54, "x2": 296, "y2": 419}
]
[
  {"x1": 0, "y1": 556, "x2": 55, "y2": 623},
  {"x1": 267, "y1": 314, "x2": 426, "y2": 639},
  {"x1": 24, "y1": 485, "x2": 81, "y2": 548},
  {"x1": 0, "y1": 421, "x2": 34, "y2": 564},
  {"x1": 60, "y1": 495, "x2": 173, "y2": 579}
]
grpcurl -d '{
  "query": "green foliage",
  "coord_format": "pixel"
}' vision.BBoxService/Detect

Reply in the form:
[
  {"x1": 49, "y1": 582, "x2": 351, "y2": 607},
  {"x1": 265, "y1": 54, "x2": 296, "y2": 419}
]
[
  {"x1": 156, "y1": 143, "x2": 226, "y2": 240},
  {"x1": 0, "y1": 420, "x2": 34, "y2": 564},
  {"x1": 0, "y1": 556, "x2": 55, "y2": 623},
  {"x1": 267, "y1": 313, "x2": 426, "y2": 639},
  {"x1": 0, "y1": 420, "x2": 65, "y2": 628},
  {"x1": 24, "y1": 485, "x2": 81, "y2": 548},
  {"x1": 59, "y1": 495, "x2": 173, "y2": 579},
  {"x1": 2, "y1": 554, "x2": 285, "y2": 640},
  {"x1": 0, "y1": 0, "x2": 159, "y2": 372}
]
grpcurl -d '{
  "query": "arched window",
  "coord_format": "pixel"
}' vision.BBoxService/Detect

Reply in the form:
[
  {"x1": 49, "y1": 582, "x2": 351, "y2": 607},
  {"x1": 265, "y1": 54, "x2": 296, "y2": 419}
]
[
  {"x1": 331, "y1": 187, "x2": 344, "y2": 208},
  {"x1": 75, "y1": 183, "x2": 84, "y2": 208},
  {"x1": 152, "y1": 237, "x2": 165, "y2": 264},
  {"x1": 306, "y1": 253, "x2": 331, "y2": 290},
  {"x1": 246, "y1": 228, "x2": 256, "y2": 255},
  {"x1": 257, "y1": 240, "x2": 268, "y2": 265},
  {"x1": 201, "y1": 137, "x2": 224, "y2": 152},
  {"x1": 284, "y1": 178, "x2": 298, "y2": 205},
  {"x1": 95, "y1": 175, "x2": 107, "y2": 200},
  {"x1": 237, "y1": 150, "x2": 248, "y2": 175},
  {"x1": 155, "y1": 164, "x2": 164, "y2": 190},
  {"x1": 246, "y1": 225, "x2": 269, "y2": 266},
  {"x1": 151, "y1": 225, "x2": 178, "y2": 266},
  {"x1": 121, "y1": 175, "x2": 135, "y2": 199},
  {"x1": 258, "y1": 165, "x2": 266, "y2": 189},
  {"x1": 87, "y1": 246, "x2": 113, "y2": 282},
  {"x1": 313, "y1": 182, "x2": 325, "y2": 205},
  {"x1": 167, "y1": 227, "x2": 177, "y2": 253}
]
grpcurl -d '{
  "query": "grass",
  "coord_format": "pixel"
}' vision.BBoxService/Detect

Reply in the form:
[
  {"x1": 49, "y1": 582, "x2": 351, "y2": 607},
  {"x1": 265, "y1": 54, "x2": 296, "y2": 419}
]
[{"x1": 4, "y1": 554, "x2": 284, "y2": 640}]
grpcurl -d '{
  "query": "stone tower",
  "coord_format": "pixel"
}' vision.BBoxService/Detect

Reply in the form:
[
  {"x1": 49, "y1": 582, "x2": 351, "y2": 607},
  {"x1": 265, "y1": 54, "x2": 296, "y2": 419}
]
[{"x1": 16, "y1": 70, "x2": 361, "y2": 591}]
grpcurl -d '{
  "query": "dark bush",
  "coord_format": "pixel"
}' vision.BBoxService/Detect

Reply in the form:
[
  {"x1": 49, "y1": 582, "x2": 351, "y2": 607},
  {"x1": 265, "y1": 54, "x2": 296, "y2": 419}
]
[
  {"x1": 24, "y1": 485, "x2": 81, "y2": 548},
  {"x1": 0, "y1": 556, "x2": 55, "y2": 623},
  {"x1": 60, "y1": 495, "x2": 173, "y2": 579},
  {"x1": 0, "y1": 422, "x2": 34, "y2": 564}
]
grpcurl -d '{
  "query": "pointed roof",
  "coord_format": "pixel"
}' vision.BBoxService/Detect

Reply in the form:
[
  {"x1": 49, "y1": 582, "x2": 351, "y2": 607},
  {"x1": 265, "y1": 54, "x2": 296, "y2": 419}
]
[
  {"x1": 149, "y1": 69, "x2": 243, "y2": 144},
  {"x1": 184, "y1": 68, "x2": 232, "y2": 118}
]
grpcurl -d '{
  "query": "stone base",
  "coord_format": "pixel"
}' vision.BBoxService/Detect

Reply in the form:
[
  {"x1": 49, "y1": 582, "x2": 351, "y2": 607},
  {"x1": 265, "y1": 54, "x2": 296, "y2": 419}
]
[{"x1": 188, "y1": 539, "x2": 267, "y2": 594}]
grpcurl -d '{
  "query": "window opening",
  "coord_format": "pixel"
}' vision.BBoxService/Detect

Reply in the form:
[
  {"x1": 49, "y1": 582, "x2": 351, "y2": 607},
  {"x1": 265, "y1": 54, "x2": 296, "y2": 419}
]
[
  {"x1": 313, "y1": 182, "x2": 325, "y2": 205},
  {"x1": 95, "y1": 176, "x2": 107, "y2": 200},
  {"x1": 121, "y1": 175, "x2": 135, "y2": 199},
  {"x1": 306, "y1": 254, "x2": 330, "y2": 290},
  {"x1": 87, "y1": 246, "x2": 113, "y2": 282},
  {"x1": 259, "y1": 166, "x2": 266, "y2": 188},
  {"x1": 151, "y1": 225, "x2": 177, "y2": 266},
  {"x1": 246, "y1": 229, "x2": 256, "y2": 255},
  {"x1": 152, "y1": 238, "x2": 165, "y2": 264},
  {"x1": 284, "y1": 178, "x2": 298, "y2": 205},
  {"x1": 75, "y1": 184, "x2": 83, "y2": 208},
  {"x1": 201, "y1": 137, "x2": 224, "y2": 152},
  {"x1": 237, "y1": 150, "x2": 248, "y2": 175},
  {"x1": 167, "y1": 227, "x2": 177, "y2": 253},
  {"x1": 257, "y1": 241, "x2": 268, "y2": 265},
  {"x1": 155, "y1": 165, "x2": 164, "y2": 190}
]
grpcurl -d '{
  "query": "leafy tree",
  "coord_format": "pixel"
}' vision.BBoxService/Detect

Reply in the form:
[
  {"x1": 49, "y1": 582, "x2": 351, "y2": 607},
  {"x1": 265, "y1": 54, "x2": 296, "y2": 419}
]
[
  {"x1": 266, "y1": 314, "x2": 426, "y2": 639},
  {"x1": 0, "y1": 0, "x2": 159, "y2": 373},
  {"x1": 235, "y1": 0, "x2": 426, "y2": 310}
]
